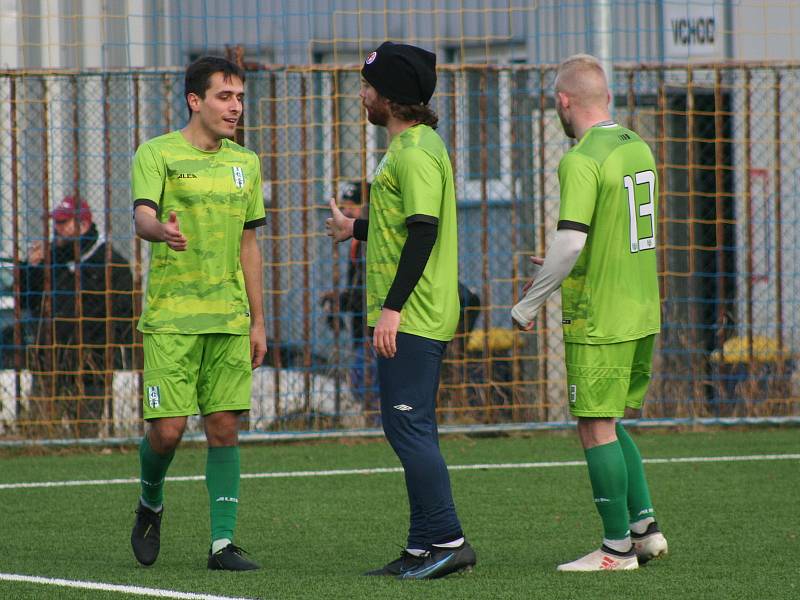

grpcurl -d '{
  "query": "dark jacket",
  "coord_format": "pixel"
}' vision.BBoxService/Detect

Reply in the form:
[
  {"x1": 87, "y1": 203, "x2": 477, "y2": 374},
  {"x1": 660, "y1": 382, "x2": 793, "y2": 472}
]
[
  {"x1": 21, "y1": 223, "x2": 134, "y2": 368},
  {"x1": 340, "y1": 238, "x2": 366, "y2": 346}
]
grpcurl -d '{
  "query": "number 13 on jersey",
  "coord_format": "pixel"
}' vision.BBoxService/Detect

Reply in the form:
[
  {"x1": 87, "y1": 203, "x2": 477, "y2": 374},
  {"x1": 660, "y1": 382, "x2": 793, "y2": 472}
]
[{"x1": 623, "y1": 170, "x2": 656, "y2": 254}]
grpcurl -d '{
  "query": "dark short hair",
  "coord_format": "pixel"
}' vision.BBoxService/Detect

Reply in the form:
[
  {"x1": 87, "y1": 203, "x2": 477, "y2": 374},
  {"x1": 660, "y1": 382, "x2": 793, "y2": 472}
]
[
  {"x1": 184, "y1": 56, "x2": 246, "y2": 116},
  {"x1": 388, "y1": 100, "x2": 439, "y2": 130}
]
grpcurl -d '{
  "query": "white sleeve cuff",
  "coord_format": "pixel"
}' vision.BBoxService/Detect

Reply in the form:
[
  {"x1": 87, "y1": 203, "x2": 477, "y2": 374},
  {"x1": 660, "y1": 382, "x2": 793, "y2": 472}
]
[{"x1": 510, "y1": 228, "x2": 588, "y2": 326}]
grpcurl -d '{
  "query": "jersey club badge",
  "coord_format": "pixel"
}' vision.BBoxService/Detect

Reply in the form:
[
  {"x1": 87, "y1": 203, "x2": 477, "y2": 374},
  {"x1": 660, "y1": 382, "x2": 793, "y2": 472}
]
[{"x1": 232, "y1": 166, "x2": 245, "y2": 189}]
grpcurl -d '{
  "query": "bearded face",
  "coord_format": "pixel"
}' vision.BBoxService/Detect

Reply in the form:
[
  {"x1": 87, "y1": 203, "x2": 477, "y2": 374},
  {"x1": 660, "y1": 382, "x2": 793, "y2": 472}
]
[{"x1": 360, "y1": 80, "x2": 391, "y2": 127}]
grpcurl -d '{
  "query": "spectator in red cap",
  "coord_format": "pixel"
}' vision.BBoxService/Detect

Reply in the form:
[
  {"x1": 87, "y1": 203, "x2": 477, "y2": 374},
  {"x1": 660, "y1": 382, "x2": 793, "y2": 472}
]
[
  {"x1": 27, "y1": 196, "x2": 94, "y2": 265},
  {"x1": 50, "y1": 195, "x2": 93, "y2": 225},
  {"x1": 21, "y1": 195, "x2": 134, "y2": 438}
]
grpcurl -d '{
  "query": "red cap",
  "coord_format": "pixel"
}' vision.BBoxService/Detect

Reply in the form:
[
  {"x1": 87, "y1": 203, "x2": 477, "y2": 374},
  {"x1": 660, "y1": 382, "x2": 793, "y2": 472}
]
[{"x1": 51, "y1": 195, "x2": 92, "y2": 224}]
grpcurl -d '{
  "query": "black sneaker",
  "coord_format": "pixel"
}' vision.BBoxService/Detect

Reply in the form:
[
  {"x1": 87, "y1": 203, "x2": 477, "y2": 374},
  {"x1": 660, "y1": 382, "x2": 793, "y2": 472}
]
[
  {"x1": 363, "y1": 550, "x2": 427, "y2": 576},
  {"x1": 131, "y1": 500, "x2": 163, "y2": 566},
  {"x1": 207, "y1": 543, "x2": 260, "y2": 571},
  {"x1": 398, "y1": 541, "x2": 477, "y2": 580}
]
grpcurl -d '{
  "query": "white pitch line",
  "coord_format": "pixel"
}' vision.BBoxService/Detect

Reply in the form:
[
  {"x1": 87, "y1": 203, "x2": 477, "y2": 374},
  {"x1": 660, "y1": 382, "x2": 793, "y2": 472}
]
[
  {"x1": 0, "y1": 573, "x2": 258, "y2": 600},
  {"x1": 0, "y1": 453, "x2": 798, "y2": 492}
]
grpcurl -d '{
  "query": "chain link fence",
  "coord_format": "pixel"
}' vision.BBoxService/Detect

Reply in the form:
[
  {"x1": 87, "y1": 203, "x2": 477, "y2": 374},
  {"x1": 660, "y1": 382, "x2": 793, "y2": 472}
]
[{"x1": 0, "y1": 62, "x2": 797, "y2": 440}]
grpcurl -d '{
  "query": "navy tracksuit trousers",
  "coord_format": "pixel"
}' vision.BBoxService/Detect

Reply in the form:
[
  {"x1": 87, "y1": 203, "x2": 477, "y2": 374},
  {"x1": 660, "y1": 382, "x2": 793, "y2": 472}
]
[{"x1": 377, "y1": 331, "x2": 463, "y2": 549}]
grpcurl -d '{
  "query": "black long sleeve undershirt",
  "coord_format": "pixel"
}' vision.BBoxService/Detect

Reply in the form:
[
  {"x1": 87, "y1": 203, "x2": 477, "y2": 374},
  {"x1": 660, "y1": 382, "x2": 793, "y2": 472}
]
[
  {"x1": 353, "y1": 218, "x2": 369, "y2": 241},
  {"x1": 382, "y1": 220, "x2": 438, "y2": 312}
]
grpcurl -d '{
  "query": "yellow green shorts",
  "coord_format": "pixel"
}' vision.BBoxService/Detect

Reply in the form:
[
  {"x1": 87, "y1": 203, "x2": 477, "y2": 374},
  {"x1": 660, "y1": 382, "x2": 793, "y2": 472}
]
[
  {"x1": 565, "y1": 335, "x2": 655, "y2": 418},
  {"x1": 142, "y1": 333, "x2": 252, "y2": 420}
]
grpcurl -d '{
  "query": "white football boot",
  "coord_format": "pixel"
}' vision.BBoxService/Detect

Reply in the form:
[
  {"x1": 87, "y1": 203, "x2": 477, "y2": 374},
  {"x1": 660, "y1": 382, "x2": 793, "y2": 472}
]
[
  {"x1": 631, "y1": 522, "x2": 668, "y2": 564},
  {"x1": 557, "y1": 545, "x2": 639, "y2": 572}
]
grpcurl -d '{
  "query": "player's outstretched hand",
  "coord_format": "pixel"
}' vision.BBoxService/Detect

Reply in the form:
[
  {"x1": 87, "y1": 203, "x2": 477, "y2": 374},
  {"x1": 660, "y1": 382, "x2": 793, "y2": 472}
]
[
  {"x1": 514, "y1": 256, "x2": 544, "y2": 331},
  {"x1": 163, "y1": 211, "x2": 188, "y2": 251},
  {"x1": 513, "y1": 317, "x2": 535, "y2": 332},
  {"x1": 325, "y1": 197, "x2": 354, "y2": 242}
]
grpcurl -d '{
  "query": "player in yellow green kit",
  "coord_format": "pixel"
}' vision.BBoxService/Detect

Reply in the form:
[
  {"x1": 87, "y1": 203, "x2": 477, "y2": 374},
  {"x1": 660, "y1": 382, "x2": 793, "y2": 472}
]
[
  {"x1": 512, "y1": 54, "x2": 668, "y2": 571},
  {"x1": 326, "y1": 42, "x2": 475, "y2": 579},
  {"x1": 129, "y1": 56, "x2": 266, "y2": 571}
]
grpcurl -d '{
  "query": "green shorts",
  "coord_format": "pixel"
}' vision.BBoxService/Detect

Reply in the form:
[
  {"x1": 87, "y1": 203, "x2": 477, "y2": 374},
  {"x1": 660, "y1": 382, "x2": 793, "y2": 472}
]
[
  {"x1": 142, "y1": 333, "x2": 252, "y2": 420},
  {"x1": 565, "y1": 335, "x2": 656, "y2": 418}
]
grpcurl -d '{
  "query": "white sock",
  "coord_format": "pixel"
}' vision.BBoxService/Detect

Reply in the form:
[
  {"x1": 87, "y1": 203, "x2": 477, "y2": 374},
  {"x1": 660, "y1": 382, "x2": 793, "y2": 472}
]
[
  {"x1": 405, "y1": 548, "x2": 427, "y2": 557},
  {"x1": 630, "y1": 517, "x2": 655, "y2": 535},
  {"x1": 212, "y1": 538, "x2": 232, "y2": 554},
  {"x1": 432, "y1": 536, "x2": 464, "y2": 549},
  {"x1": 139, "y1": 496, "x2": 162, "y2": 513},
  {"x1": 603, "y1": 536, "x2": 632, "y2": 554}
]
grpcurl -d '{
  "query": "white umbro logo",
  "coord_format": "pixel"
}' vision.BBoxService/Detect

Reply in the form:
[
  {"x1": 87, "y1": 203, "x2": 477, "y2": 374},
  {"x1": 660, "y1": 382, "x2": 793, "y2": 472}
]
[{"x1": 393, "y1": 404, "x2": 413, "y2": 411}]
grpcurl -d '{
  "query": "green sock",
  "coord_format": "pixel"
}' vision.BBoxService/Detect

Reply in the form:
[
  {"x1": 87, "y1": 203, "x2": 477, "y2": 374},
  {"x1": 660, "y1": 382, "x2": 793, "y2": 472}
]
[
  {"x1": 206, "y1": 446, "x2": 241, "y2": 545},
  {"x1": 615, "y1": 423, "x2": 656, "y2": 523},
  {"x1": 139, "y1": 435, "x2": 175, "y2": 508},
  {"x1": 584, "y1": 441, "x2": 630, "y2": 540}
]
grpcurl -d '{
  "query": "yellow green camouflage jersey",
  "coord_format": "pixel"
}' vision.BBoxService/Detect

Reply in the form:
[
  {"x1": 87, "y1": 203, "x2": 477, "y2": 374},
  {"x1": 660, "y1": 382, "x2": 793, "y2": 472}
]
[
  {"x1": 558, "y1": 122, "x2": 661, "y2": 344},
  {"x1": 131, "y1": 131, "x2": 266, "y2": 334},
  {"x1": 366, "y1": 124, "x2": 460, "y2": 342}
]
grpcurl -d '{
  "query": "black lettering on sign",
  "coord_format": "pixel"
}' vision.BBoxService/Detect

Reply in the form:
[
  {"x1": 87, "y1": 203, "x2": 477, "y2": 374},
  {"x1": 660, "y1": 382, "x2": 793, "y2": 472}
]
[{"x1": 671, "y1": 17, "x2": 715, "y2": 46}]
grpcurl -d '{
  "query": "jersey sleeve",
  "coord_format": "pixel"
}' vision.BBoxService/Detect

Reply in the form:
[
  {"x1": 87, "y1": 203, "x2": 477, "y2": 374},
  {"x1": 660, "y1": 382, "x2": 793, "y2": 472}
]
[
  {"x1": 557, "y1": 151, "x2": 599, "y2": 231},
  {"x1": 395, "y1": 146, "x2": 442, "y2": 224},
  {"x1": 244, "y1": 153, "x2": 266, "y2": 228},
  {"x1": 131, "y1": 143, "x2": 165, "y2": 208}
]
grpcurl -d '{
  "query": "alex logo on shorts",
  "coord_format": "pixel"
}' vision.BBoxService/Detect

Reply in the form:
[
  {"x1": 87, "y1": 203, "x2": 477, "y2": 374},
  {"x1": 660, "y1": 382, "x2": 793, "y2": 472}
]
[
  {"x1": 147, "y1": 385, "x2": 161, "y2": 409},
  {"x1": 569, "y1": 384, "x2": 577, "y2": 405}
]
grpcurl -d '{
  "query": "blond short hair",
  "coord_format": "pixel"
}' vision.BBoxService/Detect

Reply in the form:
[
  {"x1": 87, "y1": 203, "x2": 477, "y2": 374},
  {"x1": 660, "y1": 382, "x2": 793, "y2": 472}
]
[{"x1": 555, "y1": 54, "x2": 609, "y2": 108}]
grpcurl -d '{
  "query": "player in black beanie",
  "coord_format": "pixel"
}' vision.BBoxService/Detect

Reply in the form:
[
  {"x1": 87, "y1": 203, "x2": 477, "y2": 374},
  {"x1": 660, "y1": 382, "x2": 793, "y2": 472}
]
[
  {"x1": 358, "y1": 42, "x2": 440, "y2": 130},
  {"x1": 361, "y1": 41, "x2": 437, "y2": 105},
  {"x1": 326, "y1": 42, "x2": 476, "y2": 580}
]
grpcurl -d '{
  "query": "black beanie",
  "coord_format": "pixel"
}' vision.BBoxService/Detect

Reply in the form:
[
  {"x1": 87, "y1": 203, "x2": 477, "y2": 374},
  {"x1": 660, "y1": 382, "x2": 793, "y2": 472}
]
[{"x1": 361, "y1": 41, "x2": 437, "y2": 105}]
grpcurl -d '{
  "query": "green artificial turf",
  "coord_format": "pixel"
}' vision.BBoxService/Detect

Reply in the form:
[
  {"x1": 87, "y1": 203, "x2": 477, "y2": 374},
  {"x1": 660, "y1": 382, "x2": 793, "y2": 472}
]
[{"x1": 0, "y1": 427, "x2": 797, "y2": 599}]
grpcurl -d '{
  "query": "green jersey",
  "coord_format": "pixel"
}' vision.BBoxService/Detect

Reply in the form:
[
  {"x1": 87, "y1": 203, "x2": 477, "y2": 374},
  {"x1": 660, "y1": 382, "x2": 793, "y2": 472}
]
[
  {"x1": 558, "y1": 123, "x2": 661, "y2": 344},
  {"x1": 131, "y1": 131, "x2": 266, "y2": 335},
  {"x1": 366, "y1": 124, "x2": 459, "y2": 341}
]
